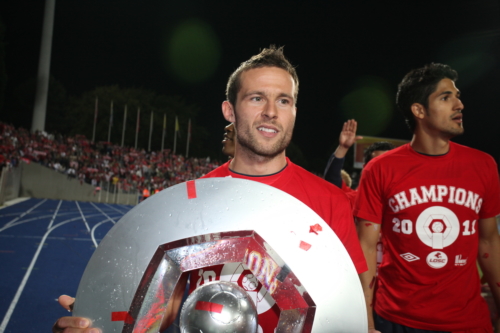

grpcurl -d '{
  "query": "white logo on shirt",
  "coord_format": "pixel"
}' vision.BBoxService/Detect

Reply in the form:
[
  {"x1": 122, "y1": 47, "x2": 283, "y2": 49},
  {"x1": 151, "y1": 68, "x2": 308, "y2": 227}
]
[
  {"x1": 426, "y1": 251, "x2": 448, "y2": 269},
  {"x1": 416, "y1": 206, "x2": 460, "y2": 249},
  {"x1": 400, "y1": 253, "x2": 420, "y2": 262},
  {"x1": 455, "y1": 255, "x2": 467, "y2": 266}
]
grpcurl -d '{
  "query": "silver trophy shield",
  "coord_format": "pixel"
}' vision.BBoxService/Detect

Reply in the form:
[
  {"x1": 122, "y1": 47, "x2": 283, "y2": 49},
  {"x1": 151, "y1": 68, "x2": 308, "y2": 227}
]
[{"x1": 73, "y1": 178, "x2": 367, "y2": 332}]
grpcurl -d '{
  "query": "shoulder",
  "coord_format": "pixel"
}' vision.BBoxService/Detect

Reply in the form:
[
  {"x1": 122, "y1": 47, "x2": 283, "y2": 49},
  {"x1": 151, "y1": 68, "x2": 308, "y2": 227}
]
[
  {"x1": 288, "y1": 162, "x2": 347, "y2": 197},
  {"x1": 363, "y1": 144, "x2": 409, "y2": 171},
  {"x1": 202, "y1": 162, "x2": 230, "y2": 178},
  {"x1": 451, "y1": 142, "x2": 496, "y2": 163}
]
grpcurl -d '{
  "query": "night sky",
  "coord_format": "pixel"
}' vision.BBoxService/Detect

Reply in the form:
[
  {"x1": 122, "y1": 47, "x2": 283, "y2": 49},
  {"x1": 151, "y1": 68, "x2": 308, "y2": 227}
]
[{"x1": 1, "y1": 0, "x2": 500, "y2": 172}]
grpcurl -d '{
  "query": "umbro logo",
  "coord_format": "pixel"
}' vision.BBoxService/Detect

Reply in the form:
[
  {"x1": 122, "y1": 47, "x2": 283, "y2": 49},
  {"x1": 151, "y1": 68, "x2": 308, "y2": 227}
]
[{"x1": 400, "y1": 253, "x2": 420, "y2": 262}]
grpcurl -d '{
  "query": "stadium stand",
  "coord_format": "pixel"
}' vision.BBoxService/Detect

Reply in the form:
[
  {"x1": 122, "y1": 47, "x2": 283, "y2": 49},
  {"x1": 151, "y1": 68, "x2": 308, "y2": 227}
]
[{"x1": 0, "y1": 122, "x2": 221, "y2": 205}]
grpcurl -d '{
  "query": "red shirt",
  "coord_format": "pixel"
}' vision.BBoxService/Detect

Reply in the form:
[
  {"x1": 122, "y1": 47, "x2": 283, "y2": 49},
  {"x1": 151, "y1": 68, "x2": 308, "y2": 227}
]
[
  {"x1": 193, "y1": 158, "x2": 367, "y2": 333},
  {"x1": 354, "y1": 143, "x2": 500, "y2": 331}
]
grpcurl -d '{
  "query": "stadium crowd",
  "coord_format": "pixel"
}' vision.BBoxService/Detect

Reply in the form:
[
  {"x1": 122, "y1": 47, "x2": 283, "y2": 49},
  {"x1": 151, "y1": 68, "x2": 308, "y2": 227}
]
[{"x1": 0, "y1": 122, "x2": 222, "y2": 194}]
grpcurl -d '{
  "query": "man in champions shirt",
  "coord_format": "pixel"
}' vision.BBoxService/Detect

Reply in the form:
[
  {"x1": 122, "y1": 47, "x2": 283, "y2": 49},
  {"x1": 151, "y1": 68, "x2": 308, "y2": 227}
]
[
  {"x1": 53, "y1": 46, "x2": 367, "y2": 333},
  {"x1": 355, "y1": 63, "x2": 500, "y2": 333}
]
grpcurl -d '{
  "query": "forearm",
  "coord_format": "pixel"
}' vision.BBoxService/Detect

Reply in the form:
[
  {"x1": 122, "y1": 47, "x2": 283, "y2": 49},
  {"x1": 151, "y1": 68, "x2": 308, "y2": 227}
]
[
  {"x1": 324, "y1": 153, "x2": 345, "y2": 188},
  {"x1": 478, "y1": 235, "x2": 500, "y2": 312},
  {"x1": 357, "y1": 219, "x2": 380, "y2": 331},
  {"x1": 359, "y1": 243, "x2": 378, "y2": 329}
]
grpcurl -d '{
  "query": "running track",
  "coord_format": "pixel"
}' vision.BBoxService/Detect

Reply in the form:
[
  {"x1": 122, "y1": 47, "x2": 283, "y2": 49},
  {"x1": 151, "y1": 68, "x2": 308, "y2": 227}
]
[{"x1": 0, "y1": 198, "x2": 132, "y2": 333}]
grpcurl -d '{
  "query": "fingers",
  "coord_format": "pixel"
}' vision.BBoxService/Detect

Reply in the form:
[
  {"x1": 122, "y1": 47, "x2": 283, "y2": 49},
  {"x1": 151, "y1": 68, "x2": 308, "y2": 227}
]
[
  {"x1": 52, "y1": 316, "x2": 100, "y2": 333},
  {"x1": 346, "y1": 119, "x2": 357, "y2": 132},
  {"x1": 58, "y1": 295, "x2": 75, "y2": 311}
]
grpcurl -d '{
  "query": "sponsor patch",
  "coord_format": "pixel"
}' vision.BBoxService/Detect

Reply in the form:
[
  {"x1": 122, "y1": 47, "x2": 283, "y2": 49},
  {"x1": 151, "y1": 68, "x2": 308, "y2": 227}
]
[
  {"x1": 426, "y1": 251, "x2": 448, "y2": 269},
  {"x1": 400, "y1": 253, "x2": 420, "y2": 262},
  {"x1": 454, "y1": 255, "x2": 467, "y2": 266}
]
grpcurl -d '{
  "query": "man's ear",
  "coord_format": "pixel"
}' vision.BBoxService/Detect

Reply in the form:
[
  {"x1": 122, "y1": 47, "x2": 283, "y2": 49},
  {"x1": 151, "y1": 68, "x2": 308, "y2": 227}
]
[
  {"x1": 411, "y1": 103, "x2": 425, "y2": 120},
  {"x1": 222, "y1": 101, "x2": 235, "y2": 123}
]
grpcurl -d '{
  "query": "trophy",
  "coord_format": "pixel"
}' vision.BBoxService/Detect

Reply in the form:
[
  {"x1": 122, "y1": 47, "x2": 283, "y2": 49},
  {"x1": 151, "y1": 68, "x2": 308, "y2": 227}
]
[{"x1": 73, "y1": 178, "x2": 367, "y2": 332}]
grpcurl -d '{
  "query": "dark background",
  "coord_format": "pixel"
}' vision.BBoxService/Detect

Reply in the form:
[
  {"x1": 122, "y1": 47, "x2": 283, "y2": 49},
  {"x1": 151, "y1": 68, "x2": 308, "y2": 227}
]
[{"x1": 1, "y1": 0, "x2": 499, "y2": 173}]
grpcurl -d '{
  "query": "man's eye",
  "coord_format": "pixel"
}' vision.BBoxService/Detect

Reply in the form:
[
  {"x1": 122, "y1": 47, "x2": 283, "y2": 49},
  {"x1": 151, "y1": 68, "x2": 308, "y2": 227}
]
[
  {"x1": 251, "y1": 97, "x2": 262, "y2": 102},
  {"x1": 279, "y1": 99, "x2": 290, "y2": 105}
]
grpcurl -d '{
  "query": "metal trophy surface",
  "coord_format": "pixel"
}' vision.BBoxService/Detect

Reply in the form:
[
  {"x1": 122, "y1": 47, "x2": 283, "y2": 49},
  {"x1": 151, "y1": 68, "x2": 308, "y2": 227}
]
[
  {"x1": 179, "y1": 281, "x2": 258, "y2": 333},
  {"x1": 73, "y1": 178, "x2": 367, "y2": 332}
]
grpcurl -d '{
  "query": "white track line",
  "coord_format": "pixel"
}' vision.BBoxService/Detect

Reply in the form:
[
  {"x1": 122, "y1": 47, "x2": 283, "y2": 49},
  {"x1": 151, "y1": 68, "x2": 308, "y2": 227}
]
[
  {"x1": 90, "y1": 202, "x2": 117, "y2": 224},
  {"x1": 75, "y1": 201, "x2": 91, "y2": 232},
  {"x1": 0, "y1": 212, "x2": 80, "y2": 233},
  {"x1": 1, "y1": 199, "x2": 47, "y2": 229},
  {"x1": 104, "y1": 203, "x2": 127, "y2": 214},
  {"x1": 90, "y1": 218, "x2": 116, "y2": 248},
  {"x1": 46, "y1": 200, "x2": 62, "y2": 230},
  {"x1": 0, "y1": 215, "x2": 86, "y2": 333}
]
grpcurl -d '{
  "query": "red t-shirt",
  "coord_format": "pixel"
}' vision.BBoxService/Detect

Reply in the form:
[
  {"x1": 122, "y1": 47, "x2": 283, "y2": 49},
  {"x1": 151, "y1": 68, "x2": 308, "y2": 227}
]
[
  {"x1": 354, "y1": 142, "x2": 500, "y2": 331},
  {"x1": 190, "y1": 158, "x2": 367, "y2": 333}
]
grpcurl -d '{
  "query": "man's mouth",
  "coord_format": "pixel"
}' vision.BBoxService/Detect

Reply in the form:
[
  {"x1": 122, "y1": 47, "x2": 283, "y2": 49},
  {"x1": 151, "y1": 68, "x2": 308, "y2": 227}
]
[
  {"x1": 452, "y1": 113, "x2": 463, "y2": 123},
  {"x1": 257, "y1": 126, "x2": 277, "y2": 133}
]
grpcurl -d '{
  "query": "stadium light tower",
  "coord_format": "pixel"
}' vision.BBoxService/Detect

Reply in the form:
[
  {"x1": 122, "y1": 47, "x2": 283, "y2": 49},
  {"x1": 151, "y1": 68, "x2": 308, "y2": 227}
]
[{"x1": 31, "y1": 0, "x2": 56, "y2": 133}]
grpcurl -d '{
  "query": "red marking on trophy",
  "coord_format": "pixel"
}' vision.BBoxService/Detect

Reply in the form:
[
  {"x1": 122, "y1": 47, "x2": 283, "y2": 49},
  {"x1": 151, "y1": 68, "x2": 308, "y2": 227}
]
[
  {"x1": 369, "y1": 276, "x2": 376, "y2": 289},
  {"x1": 309, "y1": 224, "x2": 322, "y2": 235},
  {"x1": 111, "y1": 311, "x2": 134, "y2": 324},
  {"x1": 195, "y1": 301, "x2": 223, "y2": 313},
  {"x1": 483, "y1": 253, "x2": 489, "y2": 258},
  {"x1": 186, "y1": 180, "x2": 197, "y2": 199},
  {"x1": 299, "y1": 241, "x2": 312, "y2": 251}
]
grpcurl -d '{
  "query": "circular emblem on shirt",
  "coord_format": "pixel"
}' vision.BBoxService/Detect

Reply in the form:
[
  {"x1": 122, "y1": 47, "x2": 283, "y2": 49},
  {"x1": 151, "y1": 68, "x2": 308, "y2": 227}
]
[
  {"x1": 415, "y1": 206, "x2": 460, "y2": 249},
  {"x1": 426, "y1": 251, "x2": 448, "y2": 269}
]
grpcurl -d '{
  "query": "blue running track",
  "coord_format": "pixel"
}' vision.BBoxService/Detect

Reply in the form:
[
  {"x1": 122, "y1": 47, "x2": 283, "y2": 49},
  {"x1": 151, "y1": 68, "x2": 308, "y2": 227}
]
[{"x1": 0, "y1": 198, "x2": 133, "y2": 333}]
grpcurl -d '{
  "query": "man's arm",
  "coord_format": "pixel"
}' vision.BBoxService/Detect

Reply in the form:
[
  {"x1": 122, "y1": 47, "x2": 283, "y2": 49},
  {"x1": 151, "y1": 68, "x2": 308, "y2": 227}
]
[
  {"x1": 357, "y1": 218, "x2": 382, "y2": 333},
  {"x1": 324, "y1": 119, "x2": 362, "y2": 187},
  {"x1": 477, "y1": 217, "x2": 500, "y2": 331}
]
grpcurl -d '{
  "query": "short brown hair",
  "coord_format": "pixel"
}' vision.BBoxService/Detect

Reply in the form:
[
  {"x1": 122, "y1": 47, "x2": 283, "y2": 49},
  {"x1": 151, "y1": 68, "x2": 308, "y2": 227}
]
[{"x1": 225, "y1": 45, "x2": 299, "y2": 106}]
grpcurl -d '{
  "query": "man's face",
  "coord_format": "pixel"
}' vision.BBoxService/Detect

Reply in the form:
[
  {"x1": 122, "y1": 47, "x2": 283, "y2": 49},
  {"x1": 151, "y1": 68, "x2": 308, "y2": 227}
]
[
  {"x1": 222, "y1": 123, "x2": 236, "y2": 158},
  {"x1": 421, "y1": 78, "x2": 464, "y2": 138},
  {"x1": 225, "y1": 67, "x2": 297, "y2": 159}
]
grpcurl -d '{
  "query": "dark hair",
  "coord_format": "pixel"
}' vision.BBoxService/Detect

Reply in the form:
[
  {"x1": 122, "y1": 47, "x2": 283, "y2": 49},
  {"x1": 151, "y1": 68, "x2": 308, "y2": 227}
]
[
  {"x1": 396, "y1": 63, "x2": 458, "y2": 132},
  {"x1": 226, "y1": 45, "x2": 299, "y2": 106},
  {"x1": 364, "y1": 141, "x2": 395, "y2": 164}
]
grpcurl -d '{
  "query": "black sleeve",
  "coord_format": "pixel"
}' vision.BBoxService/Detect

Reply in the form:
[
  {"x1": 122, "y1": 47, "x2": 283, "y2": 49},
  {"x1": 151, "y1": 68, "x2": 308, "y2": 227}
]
[{"x1": 323, "y1": 154, "x2": 345, "y2": 189}]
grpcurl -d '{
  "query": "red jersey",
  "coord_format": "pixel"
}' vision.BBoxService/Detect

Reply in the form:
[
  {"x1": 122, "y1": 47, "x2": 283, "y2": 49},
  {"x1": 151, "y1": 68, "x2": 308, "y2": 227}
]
[
  {"x1": 354, "y1": 142, "x2": 500, "y2": 331},
  {"x1": 190, "y1": 158, "x2": 367, "y2": 333}
]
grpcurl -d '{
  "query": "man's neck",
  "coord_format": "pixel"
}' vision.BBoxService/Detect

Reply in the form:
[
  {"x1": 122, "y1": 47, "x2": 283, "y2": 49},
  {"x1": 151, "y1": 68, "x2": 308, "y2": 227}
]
[
  {"x1": 229, "y1": 151, "x2": 287, "y2": 176},
  {"x1": 410, "y1": 131, "x2": 451, "y2": 155}
]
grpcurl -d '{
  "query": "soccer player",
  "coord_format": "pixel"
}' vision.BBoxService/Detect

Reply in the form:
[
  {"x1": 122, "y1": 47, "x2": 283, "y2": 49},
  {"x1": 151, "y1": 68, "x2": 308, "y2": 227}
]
[
  {"x1": 355, "y1": 63, "x2": 500, "y2": 332},
  {"x1": 53, "y1": 46, "x2": 367, "y2": 333}
]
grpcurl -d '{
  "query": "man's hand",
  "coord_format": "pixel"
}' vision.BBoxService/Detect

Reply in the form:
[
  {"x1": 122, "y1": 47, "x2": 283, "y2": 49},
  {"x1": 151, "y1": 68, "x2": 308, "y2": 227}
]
[
  {"x1": 52, "y1": 295, "x2": 100, "y2": 333},
  {"x1": 335, "y1": 119, "x2": 363, "y2": 158}
]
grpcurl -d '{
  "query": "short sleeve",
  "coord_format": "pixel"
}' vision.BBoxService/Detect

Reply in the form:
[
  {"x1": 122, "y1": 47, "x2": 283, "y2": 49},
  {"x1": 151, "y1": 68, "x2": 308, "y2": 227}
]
[{"x1": 353, "y1": 162, "x2": 384, "y2": 224}]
